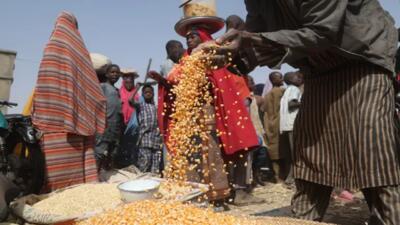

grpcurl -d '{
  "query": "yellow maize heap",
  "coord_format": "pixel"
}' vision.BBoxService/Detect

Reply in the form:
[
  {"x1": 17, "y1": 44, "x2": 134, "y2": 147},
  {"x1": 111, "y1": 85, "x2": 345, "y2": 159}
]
[{"x1": 76, "y1": 200, "x2": 262, "y2": 225}]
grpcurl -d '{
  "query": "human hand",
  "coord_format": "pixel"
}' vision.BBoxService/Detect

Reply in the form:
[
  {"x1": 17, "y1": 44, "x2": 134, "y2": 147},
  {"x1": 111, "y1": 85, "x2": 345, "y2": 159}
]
[
  {"x1": 135, "y1": 82, "x2": 143, "y2": 88},
  {"x1": 147, "y1": 70, "x2": 161, "y2": 81},
  {"x1": 193, "y1": 29, "x2": 254, "y2": 68}
]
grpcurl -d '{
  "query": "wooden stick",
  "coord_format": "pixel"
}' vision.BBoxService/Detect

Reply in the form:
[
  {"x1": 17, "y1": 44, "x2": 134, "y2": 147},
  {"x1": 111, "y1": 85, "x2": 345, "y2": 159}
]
[
  {"x1": 131, "y1": 58, "x2": 152, "y2": 98},
  {"x1": 143, "y1": 58, "x2": 153, "y2": 84}
]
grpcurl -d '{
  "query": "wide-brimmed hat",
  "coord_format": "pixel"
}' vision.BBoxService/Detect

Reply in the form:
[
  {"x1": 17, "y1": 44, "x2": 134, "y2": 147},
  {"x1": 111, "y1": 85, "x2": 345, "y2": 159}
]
[
  {"x1": 175, "y1": 16, "x2": 224, "y2": 37},
  {"x1": 120, "y1": 68, "x2": 139, "y2": 78},
  {"x1": 90, "y1": 53, "x2": 111, "y2": 70}
]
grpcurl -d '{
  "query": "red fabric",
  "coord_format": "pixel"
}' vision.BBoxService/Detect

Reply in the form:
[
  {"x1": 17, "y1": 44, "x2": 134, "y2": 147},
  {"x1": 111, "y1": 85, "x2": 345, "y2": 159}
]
[
  {"x1": 119, "y1": 81, "x2": 139, "y2": 125},
  {"x1": 189, "y1": 28, "x2": 251, "y2": 101},
  {"x1": 231, "y1": 75, "x2": 251, "y2": 100},
  {"x1": 208, "y1": 68, "x2": 259, "y2": 154},
  {"x1": 157, "y1": 28, "x2": 258, "y2": 155},
  {"x1": 196, "y1": 28, "x2": 213, "y2": 42},
  {"x1": 157, "y1": 84, "x2": 173, "y2": 143}
]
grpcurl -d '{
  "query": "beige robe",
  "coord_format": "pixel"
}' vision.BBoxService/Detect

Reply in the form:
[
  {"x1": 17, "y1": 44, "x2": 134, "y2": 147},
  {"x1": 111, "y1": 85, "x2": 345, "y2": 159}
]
[{"x1": 262, "y1": 87, "x2": 285, "y2": 160}]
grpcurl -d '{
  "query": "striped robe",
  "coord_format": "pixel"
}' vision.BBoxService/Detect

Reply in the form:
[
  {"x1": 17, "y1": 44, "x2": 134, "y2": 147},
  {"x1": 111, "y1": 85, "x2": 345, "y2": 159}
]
[
  {"x1": 40, "y1": 133, "x2": 98, "y2": 191},
  {"x1": 32, "y1": 11, "x2": 106, "y2": 191},
  {"x1": 293, "y1": 62, "x2": 400, "y2": 189},
  {"x1": 244, "y1": 0, "x2": 400, "y2": 189}
]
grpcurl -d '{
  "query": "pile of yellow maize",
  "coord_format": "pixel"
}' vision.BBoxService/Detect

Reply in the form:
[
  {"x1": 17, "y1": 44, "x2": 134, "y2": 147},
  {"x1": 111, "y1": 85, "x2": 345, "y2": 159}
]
[{"x1": 76, "y1": 200, "x2": 261, "y2": 225}]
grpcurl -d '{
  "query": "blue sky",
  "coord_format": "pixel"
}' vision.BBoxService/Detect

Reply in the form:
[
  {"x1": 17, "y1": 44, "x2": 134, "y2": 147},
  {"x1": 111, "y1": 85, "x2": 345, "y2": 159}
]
[{"x1": 1, "y1": 0, "x2": 399, "y2": 113}]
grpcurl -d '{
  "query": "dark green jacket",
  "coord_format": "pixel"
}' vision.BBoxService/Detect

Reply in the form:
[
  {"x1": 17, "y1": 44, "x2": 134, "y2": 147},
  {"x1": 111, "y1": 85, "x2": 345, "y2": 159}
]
[{"x1": 244, "y1": 0, "x2": 398, "y2": 74}]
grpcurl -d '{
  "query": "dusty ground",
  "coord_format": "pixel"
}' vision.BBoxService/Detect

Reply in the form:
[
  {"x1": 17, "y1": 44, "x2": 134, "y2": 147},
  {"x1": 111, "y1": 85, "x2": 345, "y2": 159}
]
[{"x1": 228, "y1": 183, "x2": 369, "y2": 225}]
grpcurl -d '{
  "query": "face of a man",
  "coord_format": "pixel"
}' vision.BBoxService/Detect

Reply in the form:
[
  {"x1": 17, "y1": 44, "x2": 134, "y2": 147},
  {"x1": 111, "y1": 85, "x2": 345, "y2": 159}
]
[
  {"x1": 186, "y1": 33, "x2": 202, "y2": 50},
  {"x1": 106, "y1": 66, "x2": 120, "y2": 85},
  {"x1": 272, "y1": 74, "x2": 284, "y2": 86},
  {"x1": 168, "y1": 44, "x2": 184, "y2": 63}
]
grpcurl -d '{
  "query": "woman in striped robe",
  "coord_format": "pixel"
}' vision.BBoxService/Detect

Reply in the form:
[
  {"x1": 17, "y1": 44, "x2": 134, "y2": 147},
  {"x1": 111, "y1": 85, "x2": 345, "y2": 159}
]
[{"x1": 32, "y1": 11, "x2": 106, "y2": 192}]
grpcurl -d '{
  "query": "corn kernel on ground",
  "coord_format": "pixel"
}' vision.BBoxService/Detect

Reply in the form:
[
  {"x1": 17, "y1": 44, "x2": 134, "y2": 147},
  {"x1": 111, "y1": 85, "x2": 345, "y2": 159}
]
[
  {"x1": 158, "y1": 180, "x2": 194, "y2": 200},
  {"x1": 76, "y1": 200, "x2": 262, "y2": 225}
]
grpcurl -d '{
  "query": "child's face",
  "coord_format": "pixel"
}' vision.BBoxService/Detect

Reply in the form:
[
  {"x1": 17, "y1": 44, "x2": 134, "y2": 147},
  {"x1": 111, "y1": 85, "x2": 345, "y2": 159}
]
[
  {"x1": 106, "y1": 66, "x2": 120, "y2": 85},
  {"x1": 143, "y1": 87, "x2": 154, "y2": 101}
]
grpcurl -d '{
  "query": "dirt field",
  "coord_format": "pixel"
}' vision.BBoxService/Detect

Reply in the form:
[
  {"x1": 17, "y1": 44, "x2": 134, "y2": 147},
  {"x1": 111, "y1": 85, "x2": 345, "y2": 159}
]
[{"x1": 228, "y1": 183, "x2": 369, "y2": 225}]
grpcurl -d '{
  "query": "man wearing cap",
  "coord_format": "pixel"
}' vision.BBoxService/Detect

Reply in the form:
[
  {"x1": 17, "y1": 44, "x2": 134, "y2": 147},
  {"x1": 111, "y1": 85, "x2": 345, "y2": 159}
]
[
  {"x1": 90, "y1": 53, "x2": 112, "y2": 83},
  {"x1": 198, "y1": 0, "x2": 400, "y2": 224}
]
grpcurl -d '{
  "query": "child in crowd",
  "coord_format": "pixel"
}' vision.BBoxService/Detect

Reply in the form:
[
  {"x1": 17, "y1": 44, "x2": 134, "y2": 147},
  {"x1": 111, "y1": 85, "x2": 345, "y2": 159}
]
[
  {"x1": 96, "y1": 64, "x2": 123, "y2": 171},
  {"x1": 279, "y1": 71, "x2": 303, "y2": 186},
  {"x1": 131, "y1": 84, "x2": 163, "y2": 174}
]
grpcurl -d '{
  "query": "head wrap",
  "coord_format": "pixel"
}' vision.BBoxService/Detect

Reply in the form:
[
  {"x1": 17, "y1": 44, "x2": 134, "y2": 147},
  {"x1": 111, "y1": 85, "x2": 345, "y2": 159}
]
[
  {"x1": 32, "y1": 11, "x2": 106, "y2": 136},
  {"x1": 186, "y1": 27, "x2": 213, "y2": 54}
]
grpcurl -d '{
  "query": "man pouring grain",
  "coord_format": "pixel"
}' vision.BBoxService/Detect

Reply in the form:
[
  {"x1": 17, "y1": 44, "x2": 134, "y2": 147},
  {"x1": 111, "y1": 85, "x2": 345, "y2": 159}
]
[{"x1": 197, "y1": 1, "x2": 400, "y2": 224}]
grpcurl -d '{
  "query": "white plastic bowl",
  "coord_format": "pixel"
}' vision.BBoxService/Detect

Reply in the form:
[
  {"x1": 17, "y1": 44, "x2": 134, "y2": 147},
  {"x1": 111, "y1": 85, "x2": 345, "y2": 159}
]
[{"x1": 117, "y1": 179, "x2": 160, "y2": 203}]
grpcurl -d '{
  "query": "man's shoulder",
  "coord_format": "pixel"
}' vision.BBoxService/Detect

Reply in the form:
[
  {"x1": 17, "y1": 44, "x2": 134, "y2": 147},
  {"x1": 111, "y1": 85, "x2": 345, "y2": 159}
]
[
  {"x1": 286, "y1": 85, "x2": 300, "y2": 92},
  {"x1": 271, "y1": 87, "x2": 285, "y2": 93},
  {"x1": 161, "y1": 59, "x2": 174, "y2": 68},
  {"x1": 101, "y1": 82, "x2": 114, "y2": 89},
  {"x1": 100, "y1": 82, "x2": 109, "y2": 92}
]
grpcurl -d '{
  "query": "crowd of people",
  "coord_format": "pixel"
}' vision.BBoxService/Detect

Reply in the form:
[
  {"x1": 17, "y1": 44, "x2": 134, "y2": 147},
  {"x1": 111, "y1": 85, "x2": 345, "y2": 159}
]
[
  {"x1": 94, "y1": 17, "x2": 305, "y2": 207},
  {"x1": 22, "y1": 0, "x2": 400, "y2": 224},
  {"x1": 26, "y1": 10, "x2": 306, "y2": 206}
]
